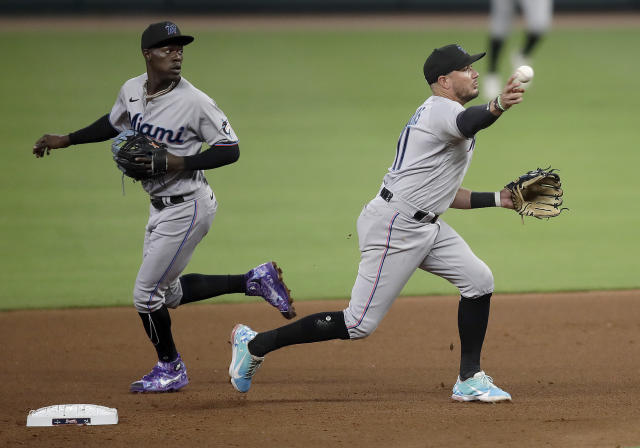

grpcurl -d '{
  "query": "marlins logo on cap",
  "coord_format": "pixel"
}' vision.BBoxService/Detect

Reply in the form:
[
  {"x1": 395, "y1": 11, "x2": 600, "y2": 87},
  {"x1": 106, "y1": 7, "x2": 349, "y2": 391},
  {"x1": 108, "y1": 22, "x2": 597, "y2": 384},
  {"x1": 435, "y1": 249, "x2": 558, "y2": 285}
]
[
  {"x1": 456, "y1": 44, "x2": 470, "y2": 55},
  {"x1": 141, "y1": 21, "x2": 194, "y2": 49},
  {"x1": 165, "y1": 23, "x2": 178, "y2": 35}
]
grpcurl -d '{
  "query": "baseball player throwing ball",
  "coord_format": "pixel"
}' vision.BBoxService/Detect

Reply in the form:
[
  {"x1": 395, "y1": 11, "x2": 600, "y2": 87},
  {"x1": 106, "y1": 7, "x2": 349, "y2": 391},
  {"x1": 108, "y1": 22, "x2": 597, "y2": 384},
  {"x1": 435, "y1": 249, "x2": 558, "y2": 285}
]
[
  {"x1": 229, "y1": 44, "x2": 524, "y2": 402},
  {"x1": 32, "y1": 21, "x2": 295, "y2": 393}
]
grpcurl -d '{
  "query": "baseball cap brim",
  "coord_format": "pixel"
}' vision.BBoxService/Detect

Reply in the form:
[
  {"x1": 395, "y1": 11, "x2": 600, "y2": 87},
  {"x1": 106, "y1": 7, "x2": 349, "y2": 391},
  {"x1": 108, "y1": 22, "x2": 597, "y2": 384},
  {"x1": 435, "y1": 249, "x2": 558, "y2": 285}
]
[
  {"x1": 455, "y1": 52, "x2": 486, "y2": 71},
  {"x1": 147, "y1": 35, "x2": 194, "y2": 49}
]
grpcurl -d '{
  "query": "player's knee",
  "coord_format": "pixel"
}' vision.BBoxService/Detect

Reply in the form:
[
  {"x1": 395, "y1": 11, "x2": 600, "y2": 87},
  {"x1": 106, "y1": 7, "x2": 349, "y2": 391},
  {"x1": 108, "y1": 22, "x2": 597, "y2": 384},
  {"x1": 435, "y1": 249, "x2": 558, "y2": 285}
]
[
  {"x1": 347, "y1": 325, "x2": 376, "y2": 340},
  {"x1": 527, "y1": 25, "x2": 549, "y2": 36},
  {"x1": 344, "y1": 317, "x2": 378, "y2": 340},
  {"x1": 460, "y1": 263, "x2": 494, "y2": 298},
  {"x1": 476, "y1": 264, "x2": 494, "y2": 295},
  {"x1": 342, "y1": 308, "x2": 380, "y2": 339},
  {"x1": 132, "y1": 285, "x2": 164, "y2": 313}
]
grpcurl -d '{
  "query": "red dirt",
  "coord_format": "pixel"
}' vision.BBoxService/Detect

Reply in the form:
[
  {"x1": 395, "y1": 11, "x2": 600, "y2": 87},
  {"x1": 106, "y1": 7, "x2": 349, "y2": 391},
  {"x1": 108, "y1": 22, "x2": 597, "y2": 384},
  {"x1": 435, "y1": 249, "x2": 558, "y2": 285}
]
[{"x1": 2, "y1": 290, "x2": 639, "y2": 447}]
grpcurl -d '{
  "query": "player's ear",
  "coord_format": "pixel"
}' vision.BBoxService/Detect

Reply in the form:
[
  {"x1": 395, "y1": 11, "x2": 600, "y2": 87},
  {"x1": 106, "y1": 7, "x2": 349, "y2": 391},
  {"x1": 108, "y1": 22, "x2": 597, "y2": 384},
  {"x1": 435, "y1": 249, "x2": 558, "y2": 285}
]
[
  {"x1": 437, "y1": 75, "x2": 450, "y2": 89},
  {"x1": 142, "y1": 49, "x2": 151, "y2": 62}
]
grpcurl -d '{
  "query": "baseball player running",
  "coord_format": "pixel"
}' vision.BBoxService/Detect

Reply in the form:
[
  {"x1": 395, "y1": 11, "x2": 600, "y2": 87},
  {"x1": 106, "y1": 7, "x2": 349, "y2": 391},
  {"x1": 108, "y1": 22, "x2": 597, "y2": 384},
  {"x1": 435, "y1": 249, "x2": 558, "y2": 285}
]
[
  {"x1": 484, "y1": 0, "x2": 553, "y2": 99},
  {"x1": 32, "y1": 21, "x2": 295, "y2": 393},
  {"x1": 229, "y1": 44, "x2": 524, "y2": 402}
]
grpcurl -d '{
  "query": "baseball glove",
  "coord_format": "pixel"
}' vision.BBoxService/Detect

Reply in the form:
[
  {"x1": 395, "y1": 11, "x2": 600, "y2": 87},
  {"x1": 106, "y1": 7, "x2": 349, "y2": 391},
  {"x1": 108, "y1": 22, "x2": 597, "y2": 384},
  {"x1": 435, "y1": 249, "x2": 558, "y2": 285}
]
[
  {"x1": 505, "y1": 167, "x2": 565, "y2": 219},
  {"x1": 111, "y1": 130, "x2": 168, "y2": 181}
]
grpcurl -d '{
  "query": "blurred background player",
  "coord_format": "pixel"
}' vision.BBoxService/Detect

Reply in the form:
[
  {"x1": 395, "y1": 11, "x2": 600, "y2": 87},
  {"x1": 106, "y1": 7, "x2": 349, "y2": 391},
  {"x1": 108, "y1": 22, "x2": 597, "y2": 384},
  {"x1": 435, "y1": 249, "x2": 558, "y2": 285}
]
[{"x1": 484, "y1": 0, "x2": 554, "y2": 100}]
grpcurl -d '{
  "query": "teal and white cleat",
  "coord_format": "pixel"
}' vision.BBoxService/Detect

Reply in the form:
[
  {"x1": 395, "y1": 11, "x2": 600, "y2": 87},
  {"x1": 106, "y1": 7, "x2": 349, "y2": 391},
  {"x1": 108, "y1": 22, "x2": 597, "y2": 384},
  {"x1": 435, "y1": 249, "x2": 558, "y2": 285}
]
[
  {"x1": 451, "y1": 371, "x2": 512, "y2": 403},
  {"x1": 229, "y1": 324, "x2": 264, "y2": 393}
]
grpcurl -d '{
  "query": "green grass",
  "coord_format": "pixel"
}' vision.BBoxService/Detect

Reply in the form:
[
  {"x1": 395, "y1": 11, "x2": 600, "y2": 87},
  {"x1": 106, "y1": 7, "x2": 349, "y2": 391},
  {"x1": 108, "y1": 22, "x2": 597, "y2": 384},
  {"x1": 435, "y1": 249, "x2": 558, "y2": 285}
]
[{"x1": 1, "y1": 26, "x2": 639, "y2": 310}]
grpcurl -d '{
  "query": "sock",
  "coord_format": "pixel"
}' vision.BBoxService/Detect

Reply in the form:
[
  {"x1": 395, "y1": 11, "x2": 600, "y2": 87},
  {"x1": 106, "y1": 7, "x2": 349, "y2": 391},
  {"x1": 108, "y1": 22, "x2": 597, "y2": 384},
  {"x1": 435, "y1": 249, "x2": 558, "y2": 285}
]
[
  {"x1": 488, "y1": 37, "x2": 504, "y2": 73},
  {"x1": 458, "y1": 293, "x2": 491, "y2": 381},
  {"x1": 522, "y1": 32, "x2": 541, "y2": 57},
  {"x1": 248, "y1": 311, "x2": 350, "y2": 357},
  {"x1": 138, "y1": 305, "x2": 178, "y2": 362},
  {"x1": 179, "y1": 274, "x2": 245, "y2": 305}
]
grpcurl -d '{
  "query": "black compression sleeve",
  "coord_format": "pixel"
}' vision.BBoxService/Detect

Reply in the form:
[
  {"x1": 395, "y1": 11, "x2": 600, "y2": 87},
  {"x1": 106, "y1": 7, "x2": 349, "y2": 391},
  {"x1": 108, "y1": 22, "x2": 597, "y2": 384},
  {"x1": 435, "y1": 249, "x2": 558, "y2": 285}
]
[
  {"x1": 182, "y1": 142, "x2": 240, "y2": 170},
  {"x1": 68, "y1": 113, "x2": 119, "y2": 145},
  {"x1": 138, "y1": 306, "x2": 178, "y2": 363},
  {"x1": 248, "y1": 311, "x2": 350, "y2": 357},
  {"x1": 179, "y1": 274, "x2": 246, "y2": 304},
  {"x1": 458, "y1": 293, "x2": 491, "y2": 381},
  {"x1": 470, "y1": 191, "x2": 499, "y2": 208},
  {"x1": 456, "y1": 104, "x2": 500, "y2": 138}
]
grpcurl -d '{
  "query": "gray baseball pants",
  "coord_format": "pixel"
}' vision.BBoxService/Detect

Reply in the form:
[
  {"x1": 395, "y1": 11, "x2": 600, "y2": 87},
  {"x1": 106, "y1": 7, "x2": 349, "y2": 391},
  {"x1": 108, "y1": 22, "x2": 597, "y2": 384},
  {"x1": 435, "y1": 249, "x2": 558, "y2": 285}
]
[
  {"x1": 343, "y1": 196, "x2": 494, "y2": 339},
  {"x1": 133, "y1": 184, "x2": 217, "y2": 313}
]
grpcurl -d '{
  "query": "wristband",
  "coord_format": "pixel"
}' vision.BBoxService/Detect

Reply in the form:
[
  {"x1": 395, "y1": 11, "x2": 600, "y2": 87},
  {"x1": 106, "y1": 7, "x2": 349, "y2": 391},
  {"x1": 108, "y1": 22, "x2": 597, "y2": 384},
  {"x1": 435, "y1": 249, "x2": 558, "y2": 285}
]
[
  {"x1": 494, "y1": 95, "x2": 506, "y2": 112},
  {"x1": 470, "y1": 191, "x2": 500, "y2": 209}
]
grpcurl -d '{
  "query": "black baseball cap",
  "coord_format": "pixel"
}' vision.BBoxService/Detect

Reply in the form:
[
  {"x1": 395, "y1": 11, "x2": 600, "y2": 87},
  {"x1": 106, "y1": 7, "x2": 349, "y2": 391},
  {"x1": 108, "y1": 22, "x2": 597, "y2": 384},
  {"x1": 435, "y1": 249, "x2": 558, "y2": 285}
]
[
  {"x1": 423, "y1": 44, "x2": 485, "y2": 84},
  {"x1": 141, "y1": 21, "x2": 194, "y2": 50}
]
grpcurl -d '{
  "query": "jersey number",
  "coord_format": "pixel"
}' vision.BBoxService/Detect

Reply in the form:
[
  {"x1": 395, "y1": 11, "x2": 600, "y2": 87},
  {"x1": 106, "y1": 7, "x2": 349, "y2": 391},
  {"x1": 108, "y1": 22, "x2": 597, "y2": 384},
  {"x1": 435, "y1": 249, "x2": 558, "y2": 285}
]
[{"x1": 391, "y1": 126, "x2": 410, "y2": 171}]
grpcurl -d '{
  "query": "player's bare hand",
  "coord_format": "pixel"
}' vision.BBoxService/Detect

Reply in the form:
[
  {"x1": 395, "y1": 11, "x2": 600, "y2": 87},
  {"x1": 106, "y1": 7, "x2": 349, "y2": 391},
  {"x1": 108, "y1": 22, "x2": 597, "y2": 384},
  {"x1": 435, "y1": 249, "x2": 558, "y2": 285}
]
[
  {"x1": 133, "y1": 153, "x2": 183, "y2": 174},
  {"x1": 33, "y1": 134, "x2": 71, "y2": 158},
  {"x1": 499, "y1": 188, "x2": 514, "y2": 209},
  {"x1": 498, "y1": 75, "x2": 525, "y2": 110},
  {"x1": 134, "y1": 156, "x2": 153, "y2": 175}
]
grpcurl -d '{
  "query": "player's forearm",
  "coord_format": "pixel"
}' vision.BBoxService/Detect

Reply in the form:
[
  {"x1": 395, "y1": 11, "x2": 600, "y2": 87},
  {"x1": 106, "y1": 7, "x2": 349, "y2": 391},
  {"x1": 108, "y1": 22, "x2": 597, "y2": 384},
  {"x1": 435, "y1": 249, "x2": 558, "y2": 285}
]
[
  {"x1": 180, "y1": 142, "x2": 240, "y2": 171},
  {"x1": 450, "y1": 188, "x2": 472, "y2": 209},
  {"x1": 456, "y1": 103, "x2": 500, "y2": 138},
  {"x1": 451, "y1": 188, "x2": 510, "y2": 209},
  {"x1": 68, "y1": 114, "x2": 119, "y2": 145}
]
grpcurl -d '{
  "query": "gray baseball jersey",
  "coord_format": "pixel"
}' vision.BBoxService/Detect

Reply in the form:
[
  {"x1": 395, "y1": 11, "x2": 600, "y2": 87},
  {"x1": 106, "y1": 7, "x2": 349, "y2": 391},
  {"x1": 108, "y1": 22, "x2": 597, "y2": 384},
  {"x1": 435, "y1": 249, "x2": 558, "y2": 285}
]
[
  {"x1": 110, "y1": 74, "x2": 237, "y2": 313},
  {"x1": 110, "y1": 73, "x2": 238, "y2": 197},
  {"x1": 343, "y1": 96, "x2": 493, "y2": 339},
  {"x1": 382, "y1": 96, "x2": 474, "y2": 216}
]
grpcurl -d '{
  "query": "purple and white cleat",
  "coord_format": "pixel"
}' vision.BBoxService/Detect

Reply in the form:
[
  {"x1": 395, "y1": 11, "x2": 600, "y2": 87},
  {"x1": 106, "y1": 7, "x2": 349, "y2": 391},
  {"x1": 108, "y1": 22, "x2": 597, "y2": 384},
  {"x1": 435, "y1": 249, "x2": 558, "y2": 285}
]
[
  {"x1": 130, "y1": 354, "x2": 189, "y2": 393},
  {"x1": 245, "y1": 261, "x2": 296, "y2": 319}
]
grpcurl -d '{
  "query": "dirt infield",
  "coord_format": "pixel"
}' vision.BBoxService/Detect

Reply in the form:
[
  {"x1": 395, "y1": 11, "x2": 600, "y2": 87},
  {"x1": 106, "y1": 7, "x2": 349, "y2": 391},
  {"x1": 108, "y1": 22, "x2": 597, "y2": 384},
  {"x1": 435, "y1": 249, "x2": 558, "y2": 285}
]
[{"x1": 2, "y1": 290, "x2": 639, "y2": 447}]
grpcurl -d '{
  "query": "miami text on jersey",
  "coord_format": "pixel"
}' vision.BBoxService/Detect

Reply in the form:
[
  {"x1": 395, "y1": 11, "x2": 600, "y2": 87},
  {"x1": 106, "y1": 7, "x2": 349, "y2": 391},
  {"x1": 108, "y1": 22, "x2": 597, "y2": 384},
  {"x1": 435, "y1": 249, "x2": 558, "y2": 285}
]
[{"x1": 130, "y1": 113, "x2": 185, "y2": 144}]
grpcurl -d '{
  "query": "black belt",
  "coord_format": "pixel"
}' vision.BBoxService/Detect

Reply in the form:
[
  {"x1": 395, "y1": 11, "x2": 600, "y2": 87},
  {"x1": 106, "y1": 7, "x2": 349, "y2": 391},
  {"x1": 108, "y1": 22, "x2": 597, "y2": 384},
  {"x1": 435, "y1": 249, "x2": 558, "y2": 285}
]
[
  {"x1": 150, "y1": 195, "x2": 185, "y2": 210},
  {"x1": 380, "y1": 187, "x2": 438, "y2": 223}
]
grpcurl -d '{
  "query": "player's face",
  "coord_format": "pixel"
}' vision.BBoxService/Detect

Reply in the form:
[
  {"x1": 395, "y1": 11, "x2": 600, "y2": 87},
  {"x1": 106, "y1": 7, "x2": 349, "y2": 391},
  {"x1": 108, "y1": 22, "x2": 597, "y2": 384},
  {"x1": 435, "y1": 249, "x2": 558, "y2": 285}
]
[
  {"x1": 449, "y1": 65, "x2": 479, "y2": 103},
  {"x1": 146, "y1": 45, "x2": 184, "y2": 82}
]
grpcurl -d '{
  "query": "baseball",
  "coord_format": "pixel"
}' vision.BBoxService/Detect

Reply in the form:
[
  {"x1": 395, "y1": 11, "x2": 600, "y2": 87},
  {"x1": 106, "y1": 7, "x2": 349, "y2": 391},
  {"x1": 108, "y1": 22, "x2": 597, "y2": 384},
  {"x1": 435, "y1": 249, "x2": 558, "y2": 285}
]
[{"x1": 514, "y1": 65, "x2": 534, "y2": 83}]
